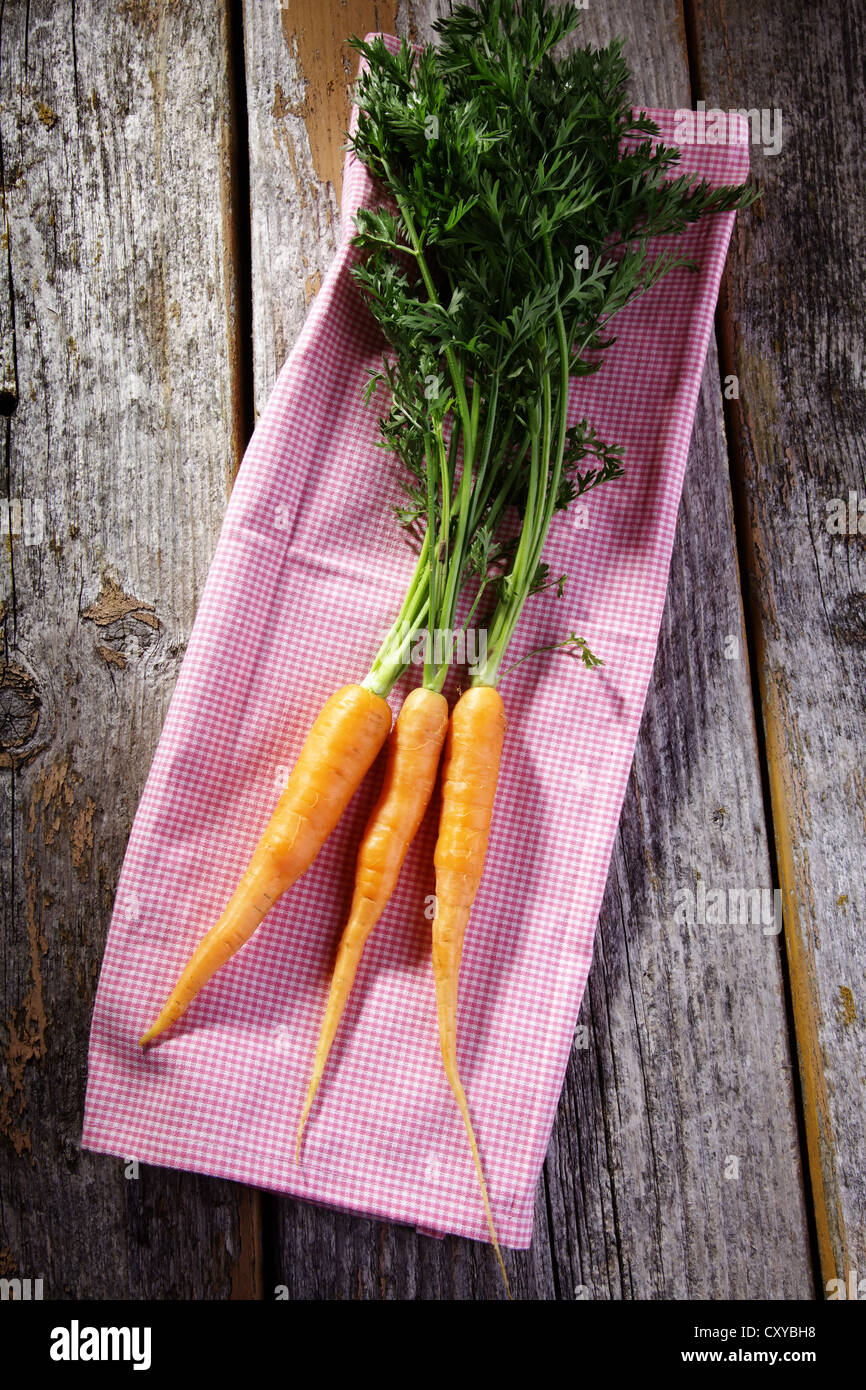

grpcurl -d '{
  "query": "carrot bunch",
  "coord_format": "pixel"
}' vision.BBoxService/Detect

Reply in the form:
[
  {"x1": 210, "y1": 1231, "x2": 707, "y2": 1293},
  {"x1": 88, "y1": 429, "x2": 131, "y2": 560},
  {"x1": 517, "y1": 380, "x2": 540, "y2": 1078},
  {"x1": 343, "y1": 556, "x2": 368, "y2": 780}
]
[{"x1": 138, "y1": 0, "x2": 755, "y2": 1293}]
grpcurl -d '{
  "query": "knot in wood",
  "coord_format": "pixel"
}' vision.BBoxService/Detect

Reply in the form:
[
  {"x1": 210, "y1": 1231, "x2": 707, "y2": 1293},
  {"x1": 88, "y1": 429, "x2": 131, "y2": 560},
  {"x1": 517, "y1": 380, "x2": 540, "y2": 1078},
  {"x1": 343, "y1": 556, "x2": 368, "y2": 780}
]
[{"x1": 0, "y1": 663, "x2": 41, "y2": 754}]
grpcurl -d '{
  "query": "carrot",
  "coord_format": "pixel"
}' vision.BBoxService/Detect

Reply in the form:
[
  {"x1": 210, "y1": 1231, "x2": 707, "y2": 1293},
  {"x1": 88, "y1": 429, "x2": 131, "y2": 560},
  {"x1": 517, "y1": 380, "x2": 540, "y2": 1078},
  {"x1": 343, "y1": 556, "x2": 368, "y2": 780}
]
[
  {"x1": 431, "y1": 683, "x2": 510, "y2": 1294},
  {"x1": 296, "y1": 684, "x2": 448, "y2": 1157},
  {"x1": 139, "y1": 685, "x2": 392, "y2": 1045}
]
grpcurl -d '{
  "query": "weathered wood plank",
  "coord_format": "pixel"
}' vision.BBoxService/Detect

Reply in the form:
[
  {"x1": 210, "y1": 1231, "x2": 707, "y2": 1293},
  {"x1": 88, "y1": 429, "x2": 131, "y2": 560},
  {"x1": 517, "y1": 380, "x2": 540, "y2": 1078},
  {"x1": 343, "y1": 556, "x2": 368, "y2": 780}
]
[
  {"x1": 544, "y1": 363, "x2": 812, "y2": 1299},
  {"x1": 0, "y1": 0, "x2": 261, "y2": 1298},
  {"x1": 690, "y1": 0, "x2": 866, "y2": 1295},
  {"x1": 246, "y1": 0, "x2": 812, "y2": 1297},
  {"x1": 544, "y1": 4, "x2": 811, "y2": 1293},
  {"x1": 244, "y1": 0, "x2": 406, "y2": 412}
]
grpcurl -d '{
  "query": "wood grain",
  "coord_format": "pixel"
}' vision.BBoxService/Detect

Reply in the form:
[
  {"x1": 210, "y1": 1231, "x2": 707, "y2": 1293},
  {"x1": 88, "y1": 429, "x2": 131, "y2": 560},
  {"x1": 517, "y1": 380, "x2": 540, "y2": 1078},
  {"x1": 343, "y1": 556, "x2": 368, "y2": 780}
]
[
  {"x1": 0, "y1": 0, "x2": 260, "y2": 1298},
  {"x1": 247, "y1": 0, "x2": 812, "y2": 1297},
  {"x1": 689, "y1": 0, "x2": 866, "y2": 1294},
  {"x1": 2, "y1": 0, "x2": 846, "y2": 1301},
  {"x1": 243, "y1": 0, "x2": 401, "y2": 414},
  {"x1": 547, "y1": 363, "x2": 811, "y2": 1299}
]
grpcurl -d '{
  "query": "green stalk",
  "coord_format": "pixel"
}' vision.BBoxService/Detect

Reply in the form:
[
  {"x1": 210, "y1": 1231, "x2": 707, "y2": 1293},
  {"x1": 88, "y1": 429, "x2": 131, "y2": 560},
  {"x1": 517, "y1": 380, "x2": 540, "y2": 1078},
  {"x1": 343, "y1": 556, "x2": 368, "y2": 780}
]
[
  {"x1": 362, "y1": 529, "x2": 431, "y2": 698},
  {"x1": 377, "y1": 167, "x2": 496, "y2": 693},
  {"x1": 473, "y1": 238, "x2": 573, "y2": 689},
  {"x1": 430, "y1": 379, "x2": 482, "y2": 688},
  {"x1": 383, "y1": 166, "x2": 476, "y2": 453},
  {"x1": 474, "y1": 431, "x2": 529, "y2": 534},
  {"x1": 424, "y1": 417, "x2": 456, "y2": 689},
  {"x1": 351, "y1": 2, "x2": 755, "y2": 700},
  {"x1": 526, "y1": 239, "x2": 571, "y2": 582}
]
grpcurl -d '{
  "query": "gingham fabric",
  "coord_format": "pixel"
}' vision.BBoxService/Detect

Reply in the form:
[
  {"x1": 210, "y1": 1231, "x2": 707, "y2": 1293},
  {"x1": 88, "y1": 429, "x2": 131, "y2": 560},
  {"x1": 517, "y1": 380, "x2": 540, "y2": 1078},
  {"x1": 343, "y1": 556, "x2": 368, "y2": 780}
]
[{"x1": 82, "y1": 53, "x2": 750, "y2": 1250}]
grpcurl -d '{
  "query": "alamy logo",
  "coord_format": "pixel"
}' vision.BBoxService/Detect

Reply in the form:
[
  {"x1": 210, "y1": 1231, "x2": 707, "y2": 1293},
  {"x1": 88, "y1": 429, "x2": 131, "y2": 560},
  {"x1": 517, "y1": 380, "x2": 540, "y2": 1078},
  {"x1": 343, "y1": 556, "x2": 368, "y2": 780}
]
[
  {"x1": 674, "y1": 883, "x2": 782, "y2": 936},
  {"x1": 387, "y1": 623, "x2": 488, "y2": 670},
  {"x1": 0, "y1": 1277, "x2": 43, "y2": 1300},
  {"x1": 826, "y1": 1269, "x2": 866, "y2": 1300},
  {"x1": 673, "y1": 101, "x2": 783, "y2": 157},
  {"x1": 0, "y1": 497, "x2": 45, "y2": 546},
  {"x1": 825, "y1": 491, "x2": 866, "y2": 535},
  {"x1": 49, "y1": 1321, "x2": 152, "y2": 1371}
]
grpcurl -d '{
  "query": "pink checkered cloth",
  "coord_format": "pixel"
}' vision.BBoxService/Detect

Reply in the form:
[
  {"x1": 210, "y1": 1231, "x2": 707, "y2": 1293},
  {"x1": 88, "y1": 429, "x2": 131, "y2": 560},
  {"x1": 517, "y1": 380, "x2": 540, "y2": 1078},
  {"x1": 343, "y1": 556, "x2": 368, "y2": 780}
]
[{"x1": 82, "y1": 57, "x2": 749, "y2": 1249}]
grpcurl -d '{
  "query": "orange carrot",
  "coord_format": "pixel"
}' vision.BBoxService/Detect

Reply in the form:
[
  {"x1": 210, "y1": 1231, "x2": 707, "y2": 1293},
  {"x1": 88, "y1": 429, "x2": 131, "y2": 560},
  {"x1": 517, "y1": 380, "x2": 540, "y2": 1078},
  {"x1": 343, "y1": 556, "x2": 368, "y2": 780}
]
[
  {"x1": 296, "y1": 685, "x2": 449, "y2": 1157},
  {"x1": 432, "y1": 683, "x2": 510, "y2": 1294},
  {"x1": 139, "y1": 685, "x2": 392, "y2": 1046}
]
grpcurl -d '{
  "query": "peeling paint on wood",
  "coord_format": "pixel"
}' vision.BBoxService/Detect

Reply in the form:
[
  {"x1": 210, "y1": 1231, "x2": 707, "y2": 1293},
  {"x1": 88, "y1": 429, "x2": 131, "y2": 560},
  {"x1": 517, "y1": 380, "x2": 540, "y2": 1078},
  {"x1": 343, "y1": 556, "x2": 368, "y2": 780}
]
[
  {"x1": 280, "y1": 0, "x2": 398, "y2": 196},
  {"x1": 81, "y1": 578, "x2": 159, "y2": 631}
]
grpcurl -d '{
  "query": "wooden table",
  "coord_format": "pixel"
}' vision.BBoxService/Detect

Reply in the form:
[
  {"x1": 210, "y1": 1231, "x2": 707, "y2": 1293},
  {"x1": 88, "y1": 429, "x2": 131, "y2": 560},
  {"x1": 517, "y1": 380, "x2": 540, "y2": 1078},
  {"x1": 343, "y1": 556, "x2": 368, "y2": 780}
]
[{"x1": 1, "y1": 0, "x2": 862, "y2": 1301}]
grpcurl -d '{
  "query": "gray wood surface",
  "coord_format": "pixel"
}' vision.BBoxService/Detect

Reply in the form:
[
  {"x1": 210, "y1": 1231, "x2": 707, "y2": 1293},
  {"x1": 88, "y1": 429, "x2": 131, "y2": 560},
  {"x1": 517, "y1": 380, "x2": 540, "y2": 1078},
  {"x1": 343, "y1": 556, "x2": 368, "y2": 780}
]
[
  {"x1": 0, "y1": 0, "x2": 261, "y2": 1299},
  {"x1": 690, "y1": 0, "x2": 866, "y2": 1295},
  {"x1": 0, "y1": 0, "x2": 852, "y2": 1300},
  {"x1": 547, "y1": 362, "x2": 812, "y2": 1300}
]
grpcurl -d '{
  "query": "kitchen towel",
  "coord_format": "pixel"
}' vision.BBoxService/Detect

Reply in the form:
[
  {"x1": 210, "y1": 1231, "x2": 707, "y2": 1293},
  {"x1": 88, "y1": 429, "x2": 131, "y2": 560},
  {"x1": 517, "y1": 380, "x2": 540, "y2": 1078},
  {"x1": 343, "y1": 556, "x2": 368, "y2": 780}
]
[{"x1": 82, "y1": 44, "x2": 750, "y2": 1250}]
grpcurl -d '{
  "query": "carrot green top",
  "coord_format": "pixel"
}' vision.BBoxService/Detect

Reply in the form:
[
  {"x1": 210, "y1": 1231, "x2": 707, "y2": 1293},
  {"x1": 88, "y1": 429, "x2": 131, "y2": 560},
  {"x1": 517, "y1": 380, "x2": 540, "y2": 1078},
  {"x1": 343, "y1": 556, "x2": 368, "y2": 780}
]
[{"x1": 352, "y1": 0, "x2": 757, "y2": 696}]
